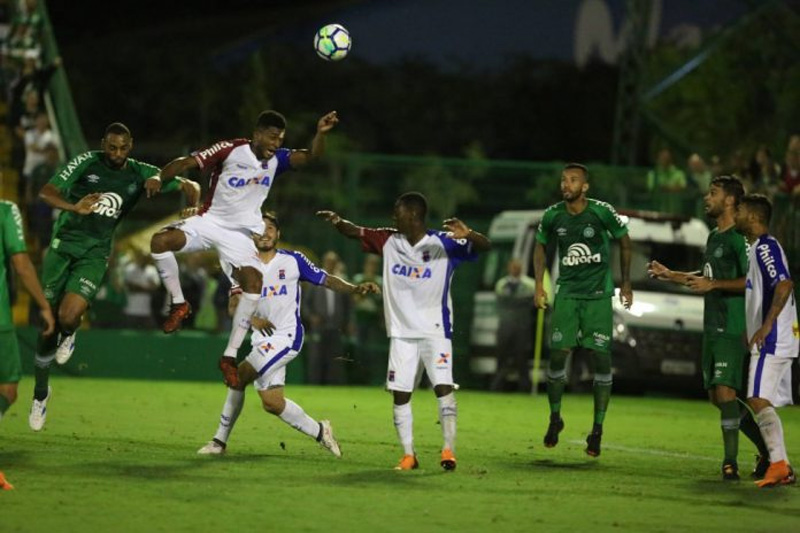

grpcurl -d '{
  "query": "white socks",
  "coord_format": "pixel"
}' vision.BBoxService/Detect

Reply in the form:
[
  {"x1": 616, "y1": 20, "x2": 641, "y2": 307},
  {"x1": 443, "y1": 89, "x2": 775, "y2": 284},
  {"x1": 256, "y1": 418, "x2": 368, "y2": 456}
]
[
  {"x1": 437, "y1": 393, "x2": 457, "y2": 452},
  {"x1": 278, "y1": 399, "x2": 321, "y2": 439},
  {"x1": 757, "y1": 406, "x2": 788, "y2": 464},
  {"x1": 213, "y1": 388, "x2": 245, "y2": 444},
  {"x1": 224, "y1": 292, "x2": 260, "y2": 358},
  {"x1": 393, "y1": 402, "x2": 414, "y2": 455},
  {"x1": 151, "y1": 252, "x2": 185, "y2": 304}
]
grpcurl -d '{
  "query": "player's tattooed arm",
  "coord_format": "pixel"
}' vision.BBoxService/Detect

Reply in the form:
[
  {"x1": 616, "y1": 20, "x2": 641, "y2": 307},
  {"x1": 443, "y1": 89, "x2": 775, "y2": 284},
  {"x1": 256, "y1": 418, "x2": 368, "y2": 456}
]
[
  {"x1": 316, "y1": 210, "x2": 362, "y2": 239},
  {"x1": 749, "y1": 279, "x2": 795, "y2": 349},
  {"x1": 39, "y1": 184, "x2": 101, "y2": 214}
]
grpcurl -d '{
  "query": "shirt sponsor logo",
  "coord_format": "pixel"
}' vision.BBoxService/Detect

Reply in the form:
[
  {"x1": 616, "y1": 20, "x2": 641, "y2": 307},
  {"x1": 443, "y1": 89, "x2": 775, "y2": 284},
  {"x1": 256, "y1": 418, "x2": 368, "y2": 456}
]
[
  {"x1": 92, "y1": 192, "x2": 123, "y2": 218},
  {"x1": 757, "y1": 243, "x2": 778, "y2": 279},
  {"x1": 561, "y1": 243, "x2": 601, "y2": 266},
  {"x1": 437, "y1": 352, "x2": 450, "y2": 365},
  {"x1": 58, "y1": 152, "x2": 92, "y2": 181},
  {"x1": 392, "y1": 264, "x2": 432, "y2": 278},
  {"x1": 262, "y1": 285, "x2": 288, "y2": 297},
  {"x1": 196, "y1": 141, "x2": 233, "y2": 161},
  {"x1": 227, "y1": 175, "x2": 271, "y2": 188}
]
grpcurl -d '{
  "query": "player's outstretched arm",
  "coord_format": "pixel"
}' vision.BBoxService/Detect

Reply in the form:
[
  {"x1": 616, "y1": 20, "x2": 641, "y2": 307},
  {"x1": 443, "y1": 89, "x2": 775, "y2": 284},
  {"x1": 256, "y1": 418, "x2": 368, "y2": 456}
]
[
  {"x1": 316, "y1": 210, "x2": 362, "y2": 239},
  {"x1": 646, "y1": 259, "x2": 698, "y2": 285},
  {"x1": 145, "y1": 156, "x2": 199, "y2": 198},
  {"x1": 290, "y1": 111, "x2": 339, "y2": 168},
  {"x1": 11, "y1": 253, "x2": 55, "y2": 336},
  {"x1": 324, "y1": 275, "x2": 380, "y2": 296},
  {"x1": 443, "y1": 218, "x2": 491, "y2": 252},
  {"x1": 39, "y1": 184, "x2": 101, "y2": 215}
]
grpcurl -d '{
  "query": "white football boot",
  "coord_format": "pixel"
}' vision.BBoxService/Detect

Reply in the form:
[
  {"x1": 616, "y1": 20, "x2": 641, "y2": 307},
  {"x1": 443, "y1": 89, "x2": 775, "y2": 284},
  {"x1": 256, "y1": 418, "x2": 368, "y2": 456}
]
[
  {"x1": 29, "y1": 386, "x2": 52, "y2": 431},
  {"x1": 197, "y1": 440, "x2": 226, "y2": 455},
  {"x1": 319, "y1": 420, "x2": 342, "y2": 458},
  {"x1": 54, "y1": 332, "x2": 77, "y2": 365}
]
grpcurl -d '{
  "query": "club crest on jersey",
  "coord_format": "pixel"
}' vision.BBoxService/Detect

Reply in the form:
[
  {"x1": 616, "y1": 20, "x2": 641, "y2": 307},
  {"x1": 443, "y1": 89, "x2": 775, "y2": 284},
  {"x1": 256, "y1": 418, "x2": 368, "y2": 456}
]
[
  {"x1": 92, "y1": 192, "x2": 123, "y2": 218},
  {"x1": 392, "y1": 264, "x2": 432, "y2": 278},
  {"x1": 227, "y1": 175, "x2": 271, "y2": 188},
  {"x1": 278, "y1": 269, "x2": 286, "y2": 280},
  {"x1": 262, "y1": 285, "x2": 288, "y2": 297},
  {"x1": 561, "y1": 243, "x2": 601, "y2": 266},
  {"x1": 422, "y1": 250, "x2": 431, "y2": 262},
  {"x1": 714, "y1": 247, "x2": 724, "y2": 258},
  {"x1": 583, "y1": 226, "x2": 595, "y2": 238}
]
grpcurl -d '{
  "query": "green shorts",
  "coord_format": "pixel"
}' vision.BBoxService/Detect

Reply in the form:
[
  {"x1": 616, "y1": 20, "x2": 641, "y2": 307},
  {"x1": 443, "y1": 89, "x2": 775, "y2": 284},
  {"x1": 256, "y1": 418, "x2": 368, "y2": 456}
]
[
  {"x1": 550, "y1": 295, "x2": 613, "y2": 354},
  {"x1": 0, "y1": 329, "x2": 22, "y2": 383},
  {"x1": 42, "y1": 247, "x2": 108, "y2": 305},
  {"x1": 702, "y1": 334, "x2": 746, "y2": 390}
]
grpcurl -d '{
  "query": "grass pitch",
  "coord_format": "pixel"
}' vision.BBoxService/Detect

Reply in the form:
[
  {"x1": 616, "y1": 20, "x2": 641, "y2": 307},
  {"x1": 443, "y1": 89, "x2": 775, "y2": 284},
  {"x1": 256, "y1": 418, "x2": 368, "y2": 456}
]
[{"x1": 1, "y1": 377, "x2": 798, "y2": 532}]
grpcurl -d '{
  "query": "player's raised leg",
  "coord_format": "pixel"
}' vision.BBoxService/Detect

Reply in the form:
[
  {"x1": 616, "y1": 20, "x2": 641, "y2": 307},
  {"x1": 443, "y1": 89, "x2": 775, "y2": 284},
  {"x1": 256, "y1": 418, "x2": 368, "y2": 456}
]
[{"x1": 151, "y1": 228, "x2": 192, "y2": 333}]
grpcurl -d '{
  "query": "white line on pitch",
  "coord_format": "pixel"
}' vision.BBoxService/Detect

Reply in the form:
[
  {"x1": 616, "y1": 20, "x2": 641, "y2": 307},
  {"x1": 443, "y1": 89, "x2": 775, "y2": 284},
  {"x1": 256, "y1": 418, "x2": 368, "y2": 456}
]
[{"x1": 566, "y1": 440, "x2": 717, "y2": 462}]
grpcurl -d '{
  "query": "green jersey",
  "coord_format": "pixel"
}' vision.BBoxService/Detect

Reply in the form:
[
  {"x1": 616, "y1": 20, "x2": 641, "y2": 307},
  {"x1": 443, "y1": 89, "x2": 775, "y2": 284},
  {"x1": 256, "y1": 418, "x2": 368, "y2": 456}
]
[
  {"x1": 701, "y1": 226, "x2": 747, "y2": 336},
  {"x1": 536, "y1": 199, "x2": 628, "y2": 299},
  {"x1": 47, "y1": 151, "x2": 181, "y2": 258},
  {"x1": 0, "y1": 200, "x2": 27, "y2": 331}
]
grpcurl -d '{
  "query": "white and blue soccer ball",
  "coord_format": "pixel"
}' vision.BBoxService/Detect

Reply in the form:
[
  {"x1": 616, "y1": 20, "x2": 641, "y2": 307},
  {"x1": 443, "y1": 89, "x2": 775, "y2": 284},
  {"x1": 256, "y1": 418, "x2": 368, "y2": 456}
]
[{"x1": 314, "y1": 24, "x2": 351, "y2": 61}]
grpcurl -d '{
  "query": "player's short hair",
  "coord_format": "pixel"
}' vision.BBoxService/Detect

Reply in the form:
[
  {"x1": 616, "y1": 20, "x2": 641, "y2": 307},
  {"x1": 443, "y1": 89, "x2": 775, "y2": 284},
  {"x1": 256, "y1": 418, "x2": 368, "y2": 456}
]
[
  {"x1": 397, "y1": 192, "x2": 428, "y2": 221},
  {"x1": 563, "y1": 162, "x2": 589, "y2": 180},
  {"x1": 740, "y1": 193, "x2": 772, "y2": 225},
  {"x1": 262, "y1": 211, "x2": 280, "y2": 230},
  {"x1": 710, "y1": 175, "x2": 744, "y2": 205},
  {"x1": 104, "y1": 122, "x2": 131, "y2": 138},
  {"x1": 256, "y1": 111, "x2": 287, "y2": 131}
]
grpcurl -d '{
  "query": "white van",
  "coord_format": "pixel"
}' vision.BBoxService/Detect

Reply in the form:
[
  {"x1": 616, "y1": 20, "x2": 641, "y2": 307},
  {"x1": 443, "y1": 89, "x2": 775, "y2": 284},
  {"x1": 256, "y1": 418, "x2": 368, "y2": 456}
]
[{"x1": 470, "y1": 208, "x2": 710, "y2": 393}]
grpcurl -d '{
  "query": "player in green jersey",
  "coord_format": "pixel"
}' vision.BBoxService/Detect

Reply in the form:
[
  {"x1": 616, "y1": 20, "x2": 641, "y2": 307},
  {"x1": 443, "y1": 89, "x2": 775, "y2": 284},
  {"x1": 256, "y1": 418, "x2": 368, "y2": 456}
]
[
  {"x1": 0, "y1": 199, "x2": 55, "y2": 490},
  {"x1": 28, "y1": 122, "x2": 200, "y2": 431},
  {"x1": 0, "y1": 200, "x2": 55, "y2": 424},
  {"x1": 533, "y1": 163, "x2": 633, "y2": 457},
  {"x1": 647, "y1": 175, "x2": 767, "y2": 481}
]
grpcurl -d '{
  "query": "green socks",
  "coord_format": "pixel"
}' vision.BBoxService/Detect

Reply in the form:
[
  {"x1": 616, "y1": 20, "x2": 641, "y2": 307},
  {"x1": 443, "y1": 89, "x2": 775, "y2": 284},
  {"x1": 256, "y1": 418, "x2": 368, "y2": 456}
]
[
  {"x1": 719, "y1": 400, "x2": 740, "y2": 464},
  {"x1": 0, "y1": 394, "x2": 10, "y2": 418}
]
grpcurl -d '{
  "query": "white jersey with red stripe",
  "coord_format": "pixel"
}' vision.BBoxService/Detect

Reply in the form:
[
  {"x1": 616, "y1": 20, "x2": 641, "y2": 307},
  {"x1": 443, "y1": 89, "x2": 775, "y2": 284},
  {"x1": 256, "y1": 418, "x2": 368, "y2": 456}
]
[
  {"x1": 359, "y1": 228, "x2": 478, "y2": 339},
  {"x1": 193, "y1": 139, "x2": 292, "y2": 234},
  {"x1": 745, "y1": 234, "x2": 799, "y2": 358}
]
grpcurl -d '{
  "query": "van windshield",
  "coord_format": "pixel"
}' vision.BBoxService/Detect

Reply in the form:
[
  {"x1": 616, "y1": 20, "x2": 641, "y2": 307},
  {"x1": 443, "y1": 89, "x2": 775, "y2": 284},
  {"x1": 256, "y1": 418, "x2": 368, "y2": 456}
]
[{"x1": 610, "y1": 240, "x2": 706, "y2": 294}]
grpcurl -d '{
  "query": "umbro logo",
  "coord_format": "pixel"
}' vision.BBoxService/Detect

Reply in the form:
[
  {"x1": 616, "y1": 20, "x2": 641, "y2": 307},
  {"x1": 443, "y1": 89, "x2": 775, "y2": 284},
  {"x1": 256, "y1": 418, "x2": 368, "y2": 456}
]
[{"x1": 87, "y1": 174, "x2": 101, "y2": 183}]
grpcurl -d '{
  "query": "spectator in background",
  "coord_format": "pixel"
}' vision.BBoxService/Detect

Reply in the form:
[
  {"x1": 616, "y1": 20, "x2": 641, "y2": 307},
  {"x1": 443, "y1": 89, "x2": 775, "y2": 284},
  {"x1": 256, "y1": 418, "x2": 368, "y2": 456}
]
[
  {"x1": 490, "y1": 258, "x2": 539, "y2": 393},
  {"x1": 22, "y1": 110, "x2": 56, "y2": 202},
  {"x1": 709, "y1": 154, "x2": 724, "y2": 177},
  {"x1": 302, "y1": 250, "x2": 353, "y2": 385},
  {"x1": 779, "y1": 136, "x2": 800, "y2": 196},
  {"x1": 26, "y1": 141, "x2": 59, "y2": 250},
  {"x1": 352, "y1": 254, "x2": 384, "y2": 383},
  {"x1": 3, "y1": 0, "x2": 42, "y2": 63},
  {"x1": 647, "y1": 147, "x2": 687, "y2": 213},
  {"x1": 728, "y1": 148, "x2": 754, "y2": 191},
  {"x1": 7, "y1": 55, "x2": 60, "y2": 126},
  {"x1": 687, "y1": 153, "x2": 712, "y2": 193},
  {"x1": 121, "y1": 247, "x2": 161, "y2": 329},
  {"x1": 10, "y1": 87, "x2": 40, "y2": 189},
  {"x1": 750, "y1": 145, "x2": 781, "y2": 199}
]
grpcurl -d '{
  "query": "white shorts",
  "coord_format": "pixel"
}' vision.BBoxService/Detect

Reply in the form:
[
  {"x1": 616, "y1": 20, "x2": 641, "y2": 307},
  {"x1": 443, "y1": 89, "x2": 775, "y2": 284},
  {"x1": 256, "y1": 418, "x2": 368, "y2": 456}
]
[
  {"x1": 747, "y1": 353, "x2": 795, "y2": 408},
  {"x1": 245, "y1": 336, "x2": 299, "y2": 392},
  {"x1": 386, "y1": 337, "x2": 453, "y2": 392},
  {"x1": 167, "y1": 214, "x2": 264, "y2": 276}
]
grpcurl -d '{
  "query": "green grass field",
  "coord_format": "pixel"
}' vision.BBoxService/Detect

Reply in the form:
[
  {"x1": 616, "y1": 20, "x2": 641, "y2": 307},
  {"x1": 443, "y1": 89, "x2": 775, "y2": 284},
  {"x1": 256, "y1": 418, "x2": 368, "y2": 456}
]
[{"x1": 1, "y1": 377, "x2": 799, "y2": 532}]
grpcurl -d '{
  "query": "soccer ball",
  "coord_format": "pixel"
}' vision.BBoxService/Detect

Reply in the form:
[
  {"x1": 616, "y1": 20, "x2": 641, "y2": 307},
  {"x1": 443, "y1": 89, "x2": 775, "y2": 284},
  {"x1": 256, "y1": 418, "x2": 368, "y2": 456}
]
[{"x1": 314, "y1": 24, "x2": 351, "y2": 61}]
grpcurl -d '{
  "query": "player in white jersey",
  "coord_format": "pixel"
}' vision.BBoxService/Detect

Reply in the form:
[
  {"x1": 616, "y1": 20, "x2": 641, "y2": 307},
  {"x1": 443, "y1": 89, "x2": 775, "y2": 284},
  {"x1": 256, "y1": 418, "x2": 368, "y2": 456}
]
[
  {"x1": 317, "y1": 192, "x2": 491, "y2": 471},
  {"x1": 734, "y1": 193, "x2": 798, "y2": 487},
  {"x1": 197, "y1": 212, "x2": 379, "y2": 457},
  {"x1": 147, "y1": 110, "x2": 338, "y2": 387}
]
